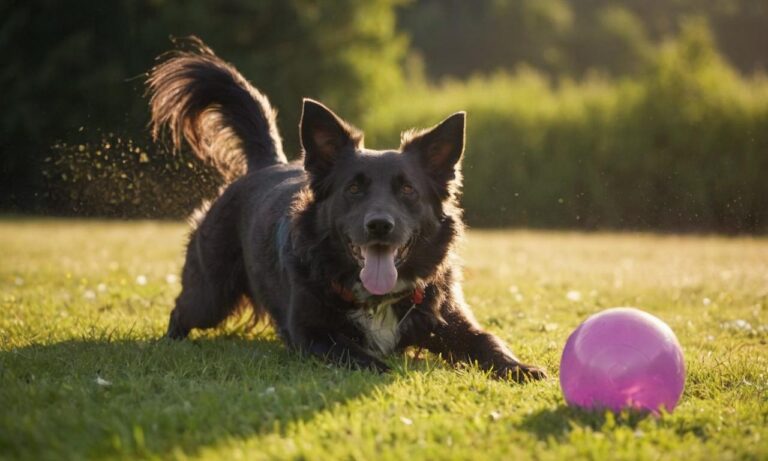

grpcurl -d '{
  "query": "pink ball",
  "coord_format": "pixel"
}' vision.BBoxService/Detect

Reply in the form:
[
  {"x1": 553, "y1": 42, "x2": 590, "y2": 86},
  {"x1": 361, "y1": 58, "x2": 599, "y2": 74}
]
[{"x1": 560, "y1": 307, "x2": 685, "y2": 413}]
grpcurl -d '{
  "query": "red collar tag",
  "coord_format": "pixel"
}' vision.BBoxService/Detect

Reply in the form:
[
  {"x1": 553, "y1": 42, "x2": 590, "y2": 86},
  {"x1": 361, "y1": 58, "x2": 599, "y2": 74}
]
[
  {"x1": 331, "y1": 281, "x2": 356, "y2": 303},
  {"x1": 410, "y1": 287, "x2": 425, "y2": 305},
  {"x1": 331, "y1": 282, "x2": 425, "y2": 305}
]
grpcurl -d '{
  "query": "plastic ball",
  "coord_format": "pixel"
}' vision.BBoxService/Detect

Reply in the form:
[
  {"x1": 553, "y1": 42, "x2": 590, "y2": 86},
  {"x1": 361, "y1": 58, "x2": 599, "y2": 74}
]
[{"x1": 560, "y1": 307, "x2": 685, "y2": 413}]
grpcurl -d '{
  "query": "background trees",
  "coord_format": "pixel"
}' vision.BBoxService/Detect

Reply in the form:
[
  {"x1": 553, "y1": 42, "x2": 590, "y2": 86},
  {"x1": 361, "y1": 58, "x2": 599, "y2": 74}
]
[{"x1": 2, "y1": 0, "x2": 766, "y2": 231}]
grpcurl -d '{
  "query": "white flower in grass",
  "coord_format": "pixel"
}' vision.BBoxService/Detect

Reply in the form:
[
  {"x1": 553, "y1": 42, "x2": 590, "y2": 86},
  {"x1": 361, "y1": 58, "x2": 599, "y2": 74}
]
[
  {"x1": 95, "y1": 376, "x2": 112, "y2": 387},
  {"x1": 541, "y1": 323, "x2": 559, "y2": 332},
  {"x1": 83, "y1": 290, "x2": 96, "y2": 300},
  {"x1": 165, "y1": 274, "x2": 178, "y2": 284},
  {"x1": 136, "y1": 275, "x2": 147, "y2": 286},
  {"x1": 722, "y1": 319, "x2": 752, "y2": 332},
  {"x1": 566, "y1": 290, "x2": 582, "y2": 302},
  {"x1": 260, "y1": 386, "x2": 276, "y2": 397},
  {"x1": 97, "y1": 283, "x2": 107, "y2": 293},
  {"x1": 400, "y1": 416, "x2": 413, "y2": 426}
]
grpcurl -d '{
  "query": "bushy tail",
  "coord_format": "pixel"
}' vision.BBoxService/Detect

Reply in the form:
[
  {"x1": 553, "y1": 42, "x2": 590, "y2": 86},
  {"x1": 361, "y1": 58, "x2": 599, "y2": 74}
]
[{"x1": 148, "y1": 37, "x2": 286, "y2": 182}]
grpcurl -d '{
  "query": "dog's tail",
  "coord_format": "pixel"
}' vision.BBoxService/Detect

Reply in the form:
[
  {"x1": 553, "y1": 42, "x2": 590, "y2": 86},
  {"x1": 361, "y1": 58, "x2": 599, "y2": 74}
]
[{"x1": 148, "y1": 37, "x2": 286, "y2": 182}]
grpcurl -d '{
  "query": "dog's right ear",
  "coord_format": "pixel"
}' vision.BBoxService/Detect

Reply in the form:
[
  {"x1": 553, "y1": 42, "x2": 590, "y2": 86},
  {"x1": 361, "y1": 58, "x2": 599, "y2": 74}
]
[
  {"x1": 300, "y1": 99, "x2": 362, "y2": 179},
  {"x1": 402, "y1": 112, "x2": 465, "y2": 191}
]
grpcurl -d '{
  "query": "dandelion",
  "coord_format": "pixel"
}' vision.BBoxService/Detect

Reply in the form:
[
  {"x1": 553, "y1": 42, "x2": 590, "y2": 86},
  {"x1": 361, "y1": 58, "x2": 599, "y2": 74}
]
[
  {"x1": 541, "y1": 322, "x2": 558, "y2": 332},
  {"x1": 136, "y1": 275, "x2": 147, "y2": 286},
  {"x1": 566, "y1": 290, "x2": 582, "y2": 302},
  {"x1": 722, "y1": 319, "x2": 752, "y2": 332}
]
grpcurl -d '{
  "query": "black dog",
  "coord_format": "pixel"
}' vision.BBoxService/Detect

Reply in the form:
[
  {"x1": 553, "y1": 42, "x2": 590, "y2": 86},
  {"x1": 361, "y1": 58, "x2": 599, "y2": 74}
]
[{"x1": 148, "y1": 39, "x2": 546, "y2": 382}]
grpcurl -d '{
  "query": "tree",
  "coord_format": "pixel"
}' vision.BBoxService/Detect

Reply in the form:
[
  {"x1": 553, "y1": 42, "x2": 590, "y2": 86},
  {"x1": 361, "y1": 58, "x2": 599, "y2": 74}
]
[{"x1": 0, "y1": 0, "x2": 406, "y2": 213}]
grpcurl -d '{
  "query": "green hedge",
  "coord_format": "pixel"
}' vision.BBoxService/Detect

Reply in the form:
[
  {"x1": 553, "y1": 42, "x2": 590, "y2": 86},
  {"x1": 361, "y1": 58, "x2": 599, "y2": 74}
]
[{"x1": 363, "y1": 24, "x2": 768, "y2": 232}]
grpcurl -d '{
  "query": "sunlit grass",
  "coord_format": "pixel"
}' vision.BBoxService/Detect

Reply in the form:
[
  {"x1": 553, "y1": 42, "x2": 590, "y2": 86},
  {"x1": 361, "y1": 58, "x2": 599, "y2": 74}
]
[{"x1": 1, "y1": 219, "x2": 766, "y2": 460}]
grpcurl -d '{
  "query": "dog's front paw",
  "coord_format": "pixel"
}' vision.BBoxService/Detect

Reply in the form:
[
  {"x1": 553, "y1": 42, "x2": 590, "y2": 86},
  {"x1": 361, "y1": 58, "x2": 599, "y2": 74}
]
[
  {"x1": 497, "y1": 362, "x2": 548, "y2": 383},
  {"x1": 355, "y1": 356, "x2": 390, "y2": 374}
]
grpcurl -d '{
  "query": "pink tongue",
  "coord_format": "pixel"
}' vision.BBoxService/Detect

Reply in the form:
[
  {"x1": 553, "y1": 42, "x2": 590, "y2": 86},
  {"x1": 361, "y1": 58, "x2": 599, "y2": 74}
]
[{"x1": 359, "y1": 246, "x2": 398, "y2": 295}]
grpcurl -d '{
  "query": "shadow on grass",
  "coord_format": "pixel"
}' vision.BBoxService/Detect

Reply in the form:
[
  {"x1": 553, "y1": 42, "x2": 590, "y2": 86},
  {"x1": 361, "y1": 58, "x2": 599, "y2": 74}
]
[
  {"x1": 520, "y1": 405, "x2": 653, "y2": 441},
  {"x1": 0, "y1": 336, "x2": 394, "y2": 460}
]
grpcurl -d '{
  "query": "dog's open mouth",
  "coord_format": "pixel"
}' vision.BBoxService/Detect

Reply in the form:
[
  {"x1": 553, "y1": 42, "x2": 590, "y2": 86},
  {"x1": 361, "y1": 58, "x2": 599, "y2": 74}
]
[
  {"x1": 347, "y1": 239, "x2": 413, "y2": 295},
  {"x1": 347, "y1": 241, "x2": 411, "y2": 267}
]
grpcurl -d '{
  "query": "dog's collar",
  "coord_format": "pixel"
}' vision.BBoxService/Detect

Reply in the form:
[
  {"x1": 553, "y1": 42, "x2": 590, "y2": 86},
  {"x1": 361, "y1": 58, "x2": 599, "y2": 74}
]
[{"x1": 331, "y1": 280, "x2": 425, "y2": 306}]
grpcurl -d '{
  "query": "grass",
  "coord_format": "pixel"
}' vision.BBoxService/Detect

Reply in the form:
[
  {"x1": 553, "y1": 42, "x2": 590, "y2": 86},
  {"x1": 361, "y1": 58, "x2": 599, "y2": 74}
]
[{"x1": 1, "y1": 218, "x2": 766, "y2": 460}]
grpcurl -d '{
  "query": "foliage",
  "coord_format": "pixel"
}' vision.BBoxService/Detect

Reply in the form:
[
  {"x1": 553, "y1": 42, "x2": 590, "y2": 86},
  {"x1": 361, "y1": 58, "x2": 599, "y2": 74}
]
[
  {"x1": 364, "y1": 22, "x2": 768, "y2": 232},
  {"x1": 1, "y1": 219, "x2": 767, "y2": 459},
  {"x1": 0, "y1": 0, "x2": 406, "y2": 211},
  {"x1": 2, "y1": 1, "x2": 767, "y2": 231},
  {"x1": 400, "y1": 0, "x2": 768, "y2": 78}
]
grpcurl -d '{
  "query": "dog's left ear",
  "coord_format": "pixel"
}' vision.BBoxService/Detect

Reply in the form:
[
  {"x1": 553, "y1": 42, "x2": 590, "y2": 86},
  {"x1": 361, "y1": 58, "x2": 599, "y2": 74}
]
[
  {"x1": 300, "y1": 99, "x2": 362, "y2": 179},
  {"x1": 402, "y1": 112, "x2": 465, "y2": 186}
]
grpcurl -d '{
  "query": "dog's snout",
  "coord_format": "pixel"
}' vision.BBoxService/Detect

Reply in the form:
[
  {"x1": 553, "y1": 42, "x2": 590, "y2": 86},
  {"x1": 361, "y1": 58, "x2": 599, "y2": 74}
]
[{"x1": 365, "y1": 214, "x2": 395, "y2": 238}]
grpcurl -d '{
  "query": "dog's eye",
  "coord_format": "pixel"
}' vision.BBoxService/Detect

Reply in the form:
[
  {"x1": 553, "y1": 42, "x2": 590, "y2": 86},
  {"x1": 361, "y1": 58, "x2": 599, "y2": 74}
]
[
  {"x1": 347, "y1": 183, "x2": 362, "y2": 195},
  {"x1": 401, "y1": 183, "x2": 415, "y2": 195}
]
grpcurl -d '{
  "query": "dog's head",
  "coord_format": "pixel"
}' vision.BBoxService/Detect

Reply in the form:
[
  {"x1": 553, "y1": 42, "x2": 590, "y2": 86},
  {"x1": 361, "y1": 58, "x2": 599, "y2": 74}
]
[{"x1": 300, "y1": 99, "x2": 464, "y2": 296}]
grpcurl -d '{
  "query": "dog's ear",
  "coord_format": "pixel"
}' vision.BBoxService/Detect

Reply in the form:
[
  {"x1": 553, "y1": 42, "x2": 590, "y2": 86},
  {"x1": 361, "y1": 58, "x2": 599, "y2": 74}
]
[
  {"x1": 402, "y1": 112, "x2": 465, "y2": 187},
  {"x1": 300, "y1": 99, "x2": 362, "y2": 178}
]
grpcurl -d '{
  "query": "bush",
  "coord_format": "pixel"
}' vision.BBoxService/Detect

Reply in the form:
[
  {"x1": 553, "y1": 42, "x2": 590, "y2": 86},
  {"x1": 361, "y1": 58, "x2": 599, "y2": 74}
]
[
  {"x1": 363, "y1": 22, "x2": 768, "y2": 232},
  {"x1": 1, "y1": 0, "x2": 406, "y2": 212}
]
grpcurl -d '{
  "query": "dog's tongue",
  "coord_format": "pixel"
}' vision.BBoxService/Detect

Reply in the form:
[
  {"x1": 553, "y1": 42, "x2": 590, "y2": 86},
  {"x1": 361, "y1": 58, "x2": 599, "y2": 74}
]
[{"x1": 359, "y1": 246, "x2": 398, "y2": 295}]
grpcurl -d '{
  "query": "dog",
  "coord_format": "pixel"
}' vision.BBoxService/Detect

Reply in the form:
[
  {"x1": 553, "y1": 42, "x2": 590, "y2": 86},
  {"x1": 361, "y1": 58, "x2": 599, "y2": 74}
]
[{"x1": 147, "y1": 38, "x2": 546, "y2": 382}]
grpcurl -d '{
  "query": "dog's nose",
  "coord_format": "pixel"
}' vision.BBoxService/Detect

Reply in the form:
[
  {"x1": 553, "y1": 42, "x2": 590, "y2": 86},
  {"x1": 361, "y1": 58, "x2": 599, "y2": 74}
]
[{"x1": 365, "y1": 215, "x2": 395, "y2": 238}]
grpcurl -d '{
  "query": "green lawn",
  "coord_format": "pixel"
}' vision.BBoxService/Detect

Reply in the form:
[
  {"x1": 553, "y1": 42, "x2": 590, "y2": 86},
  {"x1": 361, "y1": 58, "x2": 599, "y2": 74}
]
[{"x1": 1, "y1": 219, "x2": 766, "y2": 460}]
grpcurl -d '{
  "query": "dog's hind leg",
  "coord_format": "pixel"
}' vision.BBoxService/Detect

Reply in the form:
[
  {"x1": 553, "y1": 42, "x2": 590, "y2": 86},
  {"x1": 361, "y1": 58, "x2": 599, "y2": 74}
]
[{"x1": 167, "y1": 228, "x2": 248, "y2": 339}]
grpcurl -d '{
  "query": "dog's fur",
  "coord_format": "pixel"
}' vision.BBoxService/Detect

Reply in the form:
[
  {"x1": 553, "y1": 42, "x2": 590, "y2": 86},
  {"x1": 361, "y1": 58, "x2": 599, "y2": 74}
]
[{"x1": 147, "y1": 38, "x2": 546, "y2": 381}]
